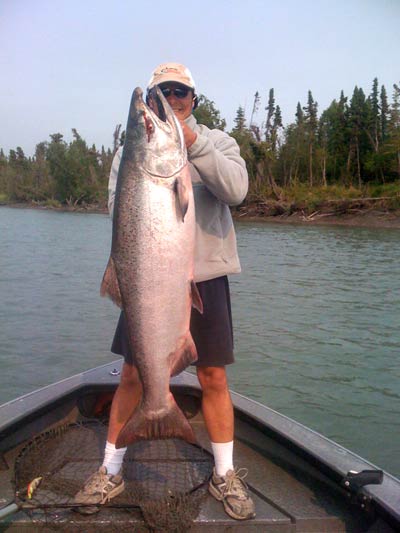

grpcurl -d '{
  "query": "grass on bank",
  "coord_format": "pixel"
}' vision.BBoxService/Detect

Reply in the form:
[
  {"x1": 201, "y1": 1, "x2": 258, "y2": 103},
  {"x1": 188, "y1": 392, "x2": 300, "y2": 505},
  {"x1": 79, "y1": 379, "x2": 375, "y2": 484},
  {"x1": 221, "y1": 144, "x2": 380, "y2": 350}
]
[{"x1": 244, "y1": 182, "x2": 400, "y2": 215}]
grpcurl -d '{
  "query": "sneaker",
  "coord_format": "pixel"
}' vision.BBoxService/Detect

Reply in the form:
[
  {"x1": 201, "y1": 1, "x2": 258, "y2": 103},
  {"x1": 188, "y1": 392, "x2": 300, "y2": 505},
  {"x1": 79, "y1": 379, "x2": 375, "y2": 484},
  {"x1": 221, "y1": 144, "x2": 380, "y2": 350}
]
[
  {"x1": 74, "y1": 466, "x2": 125, "y2": 512},
  {"x1": 209, "y1": 467, "x2": 256, "y2": 520}
]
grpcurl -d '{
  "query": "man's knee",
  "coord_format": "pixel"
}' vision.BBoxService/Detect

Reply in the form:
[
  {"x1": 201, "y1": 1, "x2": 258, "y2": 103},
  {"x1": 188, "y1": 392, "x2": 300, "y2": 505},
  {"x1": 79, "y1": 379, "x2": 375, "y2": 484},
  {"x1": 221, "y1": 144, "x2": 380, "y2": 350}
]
[{"x1": 197, "y1": 366, "x2": 228, "y2": 393}]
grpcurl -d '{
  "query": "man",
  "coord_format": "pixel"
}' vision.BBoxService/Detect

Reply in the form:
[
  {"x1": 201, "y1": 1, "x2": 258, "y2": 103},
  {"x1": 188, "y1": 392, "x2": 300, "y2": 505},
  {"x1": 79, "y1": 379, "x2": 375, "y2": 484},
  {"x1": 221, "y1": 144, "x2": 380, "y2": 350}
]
[{"x1": 75, "y1": 63, "x2": 255, "y2": 520}]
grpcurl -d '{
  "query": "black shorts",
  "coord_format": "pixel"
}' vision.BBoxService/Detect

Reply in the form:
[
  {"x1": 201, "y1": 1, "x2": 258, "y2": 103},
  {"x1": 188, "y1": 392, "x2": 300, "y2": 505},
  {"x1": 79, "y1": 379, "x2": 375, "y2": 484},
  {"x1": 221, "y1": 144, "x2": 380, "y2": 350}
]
[{"x1": 111, "y1": 275, "x2": 234, "y2": 367}]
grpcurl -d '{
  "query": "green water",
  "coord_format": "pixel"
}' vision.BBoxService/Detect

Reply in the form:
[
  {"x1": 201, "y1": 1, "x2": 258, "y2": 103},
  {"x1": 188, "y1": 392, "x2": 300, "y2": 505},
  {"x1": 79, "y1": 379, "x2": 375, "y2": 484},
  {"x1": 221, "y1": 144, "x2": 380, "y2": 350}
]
[{"x1": 1, "y1": 207, "x2": 399, "y2": 477}]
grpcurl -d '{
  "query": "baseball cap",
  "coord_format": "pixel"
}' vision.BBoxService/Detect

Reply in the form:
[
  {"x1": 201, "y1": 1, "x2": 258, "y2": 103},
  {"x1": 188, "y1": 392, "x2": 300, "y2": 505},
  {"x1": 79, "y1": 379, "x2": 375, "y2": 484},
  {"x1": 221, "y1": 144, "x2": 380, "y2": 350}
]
[{"x1": 147, "y1": 63, "x2": 196, "y2": 91}]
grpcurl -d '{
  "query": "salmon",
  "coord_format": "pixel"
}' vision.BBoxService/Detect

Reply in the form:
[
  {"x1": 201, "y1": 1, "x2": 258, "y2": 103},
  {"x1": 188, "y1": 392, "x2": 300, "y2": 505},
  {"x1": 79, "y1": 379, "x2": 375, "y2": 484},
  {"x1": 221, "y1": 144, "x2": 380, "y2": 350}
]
[{"x1": 101, "y1": 87, "x2": 202, "y2": 448}]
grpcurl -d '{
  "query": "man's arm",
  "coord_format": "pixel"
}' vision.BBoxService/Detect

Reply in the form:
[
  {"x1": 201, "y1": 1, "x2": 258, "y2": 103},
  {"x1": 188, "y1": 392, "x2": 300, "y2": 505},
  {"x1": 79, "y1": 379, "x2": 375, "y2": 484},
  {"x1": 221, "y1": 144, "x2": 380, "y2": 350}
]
[{"x1": 187, "y1": 129, "x2": 248, "y2": 206}]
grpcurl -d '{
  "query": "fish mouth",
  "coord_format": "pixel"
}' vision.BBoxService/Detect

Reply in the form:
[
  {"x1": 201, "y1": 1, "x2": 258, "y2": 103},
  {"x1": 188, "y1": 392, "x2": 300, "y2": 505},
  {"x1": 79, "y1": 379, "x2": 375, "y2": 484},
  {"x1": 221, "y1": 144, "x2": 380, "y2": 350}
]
[
  {"x1": 127, "y1": 88, "x2": 186, "y2": 176},
  {"x1": 132, "y1": 86, "x2": 183, "y2": 145},
  {"x1": 146, "y1": 86, "x2": 167, "y2": 122},
  {"x1": 130, "y1": 87, "x2": 167, "y2": 122}
]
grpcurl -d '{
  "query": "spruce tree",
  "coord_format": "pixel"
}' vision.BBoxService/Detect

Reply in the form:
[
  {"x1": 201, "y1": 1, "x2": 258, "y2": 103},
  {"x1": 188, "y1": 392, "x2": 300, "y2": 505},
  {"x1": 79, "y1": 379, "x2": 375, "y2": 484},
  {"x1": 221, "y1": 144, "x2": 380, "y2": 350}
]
[
  {"x1": 303, "y1": 91, "x2": 318, "y2": 186},
  {"x1": 380, "y1": 85, "x2": 389, "y2": 142},
  {"x1": 369, "y1": 77, "x2": 380, "y2": 151},
  {"x1": 265, "y1": 89, "x2": 275, "y2": 141},
  {"x1": 232, "y1": 106, "x2": 247, "y2": 133}
]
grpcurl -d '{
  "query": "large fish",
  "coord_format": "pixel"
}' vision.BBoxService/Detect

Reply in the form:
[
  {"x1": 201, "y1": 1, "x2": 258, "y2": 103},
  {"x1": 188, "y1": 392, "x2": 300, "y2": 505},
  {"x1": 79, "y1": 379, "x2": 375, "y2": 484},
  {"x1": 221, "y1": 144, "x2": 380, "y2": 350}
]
[{"x1": 101, "y1": 87, "x2": 202, "y2": 448}]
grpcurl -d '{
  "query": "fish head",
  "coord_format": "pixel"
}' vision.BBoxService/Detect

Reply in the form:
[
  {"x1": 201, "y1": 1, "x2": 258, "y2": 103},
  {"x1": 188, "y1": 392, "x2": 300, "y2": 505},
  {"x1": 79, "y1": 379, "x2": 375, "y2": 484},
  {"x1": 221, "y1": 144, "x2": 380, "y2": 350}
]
[{"x1": 124, "y1": 87, "x2": 187, "y2": 178}]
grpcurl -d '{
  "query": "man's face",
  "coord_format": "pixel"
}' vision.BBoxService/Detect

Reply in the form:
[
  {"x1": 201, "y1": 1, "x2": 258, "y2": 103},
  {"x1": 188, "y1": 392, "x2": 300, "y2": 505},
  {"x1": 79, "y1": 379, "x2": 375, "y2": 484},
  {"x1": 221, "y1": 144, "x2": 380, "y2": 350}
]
[{"x1": 158, "y1": 82, "x2": 194, "y2": 121}]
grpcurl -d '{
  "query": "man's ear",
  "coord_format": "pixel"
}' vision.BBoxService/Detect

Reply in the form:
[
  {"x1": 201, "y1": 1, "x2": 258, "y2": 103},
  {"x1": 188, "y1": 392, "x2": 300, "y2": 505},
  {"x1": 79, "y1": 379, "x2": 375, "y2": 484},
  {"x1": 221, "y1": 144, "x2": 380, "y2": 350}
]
[{"x1": 192, "y1": 95, "x2": 199, "y2": 110}]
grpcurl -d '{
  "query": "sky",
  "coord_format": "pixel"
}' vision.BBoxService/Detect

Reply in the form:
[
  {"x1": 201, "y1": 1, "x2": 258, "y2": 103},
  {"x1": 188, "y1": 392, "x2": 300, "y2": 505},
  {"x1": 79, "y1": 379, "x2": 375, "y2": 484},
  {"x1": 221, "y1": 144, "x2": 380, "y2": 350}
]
[{"x1": 1, "y1": 0, "x2": 399, "y2": 156}]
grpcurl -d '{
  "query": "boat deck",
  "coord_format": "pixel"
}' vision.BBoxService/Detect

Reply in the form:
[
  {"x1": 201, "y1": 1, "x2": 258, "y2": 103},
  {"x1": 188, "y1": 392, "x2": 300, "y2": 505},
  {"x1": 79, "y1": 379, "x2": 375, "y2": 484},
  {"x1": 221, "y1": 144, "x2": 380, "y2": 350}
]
[{"x1": 0, "y1": 362, "x2": 398, "y2": 532}]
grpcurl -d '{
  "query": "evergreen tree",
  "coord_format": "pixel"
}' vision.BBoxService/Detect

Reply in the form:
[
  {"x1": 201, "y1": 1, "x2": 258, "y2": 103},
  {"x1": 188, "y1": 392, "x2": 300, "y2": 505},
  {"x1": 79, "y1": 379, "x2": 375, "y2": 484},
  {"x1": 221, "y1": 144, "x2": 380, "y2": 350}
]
[
  {"x1": 232, "y1": 106, "x2": 247, "y2": 134},
  {"x1": 250, "y1": 89, "x2": 281, "y2": 196},
  {"x1": 348, "y1": 86, "x2": 374, "y2": 185},
  {"x1": 303, "y1": 91, "x2": 318, "y2": 186},
  {"x1": 32, "y1": 141, "x2": 52, "y2": 200},
  {"x1": 249, "y1": 91, "x2": 260, "y2": 128},
  {"x1": 6, "y1": 147, "x2": 34, "y2": 201},
  {"x1": 385, "y1": 83, "x2": 400, "y2": 178},
  {"x1": 0, "y1": 148, "x2": 8, "y2": 198},
  {"x1": 265, "y1": 89, "x2": 275, "y2": 141},
  {"x1": 271, "y1": 105, "x2": 282, "y2": 154},
  {"x1": 368, "y1": 77, "x2": 380, "y2": 151},
  {"x1": 295, "y1": 102, "x2": 304, "y2": 125},
  {"x1": 46, "y1": 133, "x2": 70, "y2": 202},
  {"x1": 281, "y1": 103, "x2": 307, "y2": 186},
  {"x1": 193, "y1": 95, "x2": 226, "y2": 130},
  {"x1": 317, "y1": 111, "x2": 329, "y2": 186},
  {"x1": 390, "y1": 83, "x2": 400, "y2": 130},
  {"x1": 322, "y1": 92, "x2": 348, "y2": 183},
  {"x1": 380, "y1": 85, "x2": 389, "y2": 142}
]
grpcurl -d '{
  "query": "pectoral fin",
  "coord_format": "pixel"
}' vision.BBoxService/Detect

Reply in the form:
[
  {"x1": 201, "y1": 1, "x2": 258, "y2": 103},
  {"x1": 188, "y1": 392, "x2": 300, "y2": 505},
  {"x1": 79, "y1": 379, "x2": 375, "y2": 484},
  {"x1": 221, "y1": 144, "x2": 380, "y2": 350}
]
[
  {"x1": 100, "y1": 256, "x2": 122, "y2": 308},
  {"x1": 176, "y1": 175, "x2": 189, "y2": 221}
]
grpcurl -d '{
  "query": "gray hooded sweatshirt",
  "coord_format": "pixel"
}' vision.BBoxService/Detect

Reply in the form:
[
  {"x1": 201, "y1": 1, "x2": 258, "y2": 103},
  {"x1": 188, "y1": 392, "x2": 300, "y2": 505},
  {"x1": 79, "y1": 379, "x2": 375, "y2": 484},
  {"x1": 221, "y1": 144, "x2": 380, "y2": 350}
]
[{"x1": 108, "y1": 114, "x2": 248, "y2": 283}]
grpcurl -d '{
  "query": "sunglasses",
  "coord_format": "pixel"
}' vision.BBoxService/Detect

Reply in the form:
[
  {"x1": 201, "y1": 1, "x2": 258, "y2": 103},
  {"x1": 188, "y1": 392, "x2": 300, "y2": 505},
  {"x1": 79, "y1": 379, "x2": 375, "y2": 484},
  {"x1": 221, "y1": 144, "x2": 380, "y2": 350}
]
[{"x1": 160, "y1": 87, "x2": 191, "y2": 99}]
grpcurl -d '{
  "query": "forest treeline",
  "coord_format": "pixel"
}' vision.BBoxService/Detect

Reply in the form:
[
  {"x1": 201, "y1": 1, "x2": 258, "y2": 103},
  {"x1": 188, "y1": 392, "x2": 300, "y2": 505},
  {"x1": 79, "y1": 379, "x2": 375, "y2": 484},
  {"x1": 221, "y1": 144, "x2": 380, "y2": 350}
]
[{"x1": 0, "y1": 77, "x2": 399, "y2": 211}]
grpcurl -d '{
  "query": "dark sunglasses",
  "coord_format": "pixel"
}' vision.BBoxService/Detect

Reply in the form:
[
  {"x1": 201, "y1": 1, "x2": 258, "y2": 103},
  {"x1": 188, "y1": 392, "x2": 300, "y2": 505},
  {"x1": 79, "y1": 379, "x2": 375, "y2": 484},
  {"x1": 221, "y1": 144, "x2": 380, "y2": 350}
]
[{"x1": 160, "y1": 87, "x2": 191, "y2": 99}]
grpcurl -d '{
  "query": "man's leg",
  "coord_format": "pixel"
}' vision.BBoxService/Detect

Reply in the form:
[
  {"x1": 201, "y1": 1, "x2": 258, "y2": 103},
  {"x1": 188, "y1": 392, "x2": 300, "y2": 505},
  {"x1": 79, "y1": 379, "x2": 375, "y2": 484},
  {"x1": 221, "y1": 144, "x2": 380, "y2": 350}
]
[
  {"x1": 107, "y1": 363, "x2": 142, "y2": 444},
  {"x1": 100, "y1": 363, "x2": 142, "y2": 474},
  {"x1": 197, "y1": 365, "x2": 255, "y2": 520},
  {"x1": 196, "y1": 366, "x2": 234, "y2": 442},
  {"x1": 74, "y1": 363, "x2": 142, "y2": 508}
]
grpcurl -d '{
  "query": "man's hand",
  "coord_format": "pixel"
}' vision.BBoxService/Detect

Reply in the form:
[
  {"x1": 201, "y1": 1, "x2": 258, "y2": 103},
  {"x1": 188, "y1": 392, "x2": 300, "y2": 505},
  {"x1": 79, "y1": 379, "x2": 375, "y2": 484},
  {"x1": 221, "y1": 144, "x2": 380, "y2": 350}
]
[{"x1": 180, "y1": 120, "x2": 197, "y2": 149}]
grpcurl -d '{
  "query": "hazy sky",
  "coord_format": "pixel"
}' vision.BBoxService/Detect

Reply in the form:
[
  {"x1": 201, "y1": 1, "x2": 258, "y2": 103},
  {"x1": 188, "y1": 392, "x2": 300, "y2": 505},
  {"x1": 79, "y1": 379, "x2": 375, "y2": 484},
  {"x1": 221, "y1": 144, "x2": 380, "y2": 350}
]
[{"x1": 1, "y1": 0, "x2": 399, "y2": 155}]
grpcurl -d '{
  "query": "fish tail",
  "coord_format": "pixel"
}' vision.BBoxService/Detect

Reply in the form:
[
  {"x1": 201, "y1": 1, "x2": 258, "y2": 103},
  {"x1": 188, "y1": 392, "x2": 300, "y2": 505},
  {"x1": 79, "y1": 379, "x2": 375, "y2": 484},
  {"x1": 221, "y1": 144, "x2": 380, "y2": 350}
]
[{"x1": 115, "y1": 398, "x2": 196, "y2": 448}]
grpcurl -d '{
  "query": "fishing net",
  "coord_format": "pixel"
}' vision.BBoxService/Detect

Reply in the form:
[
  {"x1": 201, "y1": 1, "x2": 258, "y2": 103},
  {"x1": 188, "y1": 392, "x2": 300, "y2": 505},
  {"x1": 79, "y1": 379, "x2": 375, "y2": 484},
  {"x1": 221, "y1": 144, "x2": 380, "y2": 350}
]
[{"x1": 13, "y1": 421, "x2": 213, "y2": 532}]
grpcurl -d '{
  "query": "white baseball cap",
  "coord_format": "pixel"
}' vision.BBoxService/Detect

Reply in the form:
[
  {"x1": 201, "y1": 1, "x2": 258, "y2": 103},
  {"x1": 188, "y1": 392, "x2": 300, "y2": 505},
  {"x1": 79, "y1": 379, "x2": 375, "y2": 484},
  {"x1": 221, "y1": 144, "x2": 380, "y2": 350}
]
[{"x1": 147, "y1": 62, "x2": 196, "y2": 90}]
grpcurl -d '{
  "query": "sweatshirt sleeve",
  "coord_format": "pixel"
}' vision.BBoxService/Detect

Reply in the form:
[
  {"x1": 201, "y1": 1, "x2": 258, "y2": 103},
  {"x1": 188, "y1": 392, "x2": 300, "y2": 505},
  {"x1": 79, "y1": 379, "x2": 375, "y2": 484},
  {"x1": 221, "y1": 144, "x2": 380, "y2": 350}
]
[
  {"x1": 107, "y1": 147, "x2": 122, "y2": 218},
  {"x1": 187, "y1": 128, "x2": 248, "y2": 206}
]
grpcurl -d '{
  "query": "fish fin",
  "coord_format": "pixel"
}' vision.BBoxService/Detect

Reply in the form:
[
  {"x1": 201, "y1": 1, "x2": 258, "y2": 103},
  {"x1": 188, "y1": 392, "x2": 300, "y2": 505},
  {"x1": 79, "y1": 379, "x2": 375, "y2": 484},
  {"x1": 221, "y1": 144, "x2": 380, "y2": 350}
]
[
  {"x1": 191, "y1": 280, "x2": 203, "y2": 314},
  {"x1": 175, "y1": 175, "x2": 189, "y2": 221},
  {"x1": 100, "y1": 257, "x2": 122, "y2": 308},
  {"x1": 170, "y1": 332, "x2": 198, "y2": 377},
  {"x1": 115, "y1": 395, "x2": 196, "y2": 448}
]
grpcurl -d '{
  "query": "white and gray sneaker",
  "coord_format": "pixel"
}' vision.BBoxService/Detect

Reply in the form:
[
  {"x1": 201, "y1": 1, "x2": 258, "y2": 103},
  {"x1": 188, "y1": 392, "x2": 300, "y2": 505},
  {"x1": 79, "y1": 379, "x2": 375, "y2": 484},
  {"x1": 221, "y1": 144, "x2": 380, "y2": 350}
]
[
  {"x1": 74, "y1": 466, "x2": 125, "y2": 513},
  {"x1": 209, "y1": 467, "x2": 256, "y2": 520}
]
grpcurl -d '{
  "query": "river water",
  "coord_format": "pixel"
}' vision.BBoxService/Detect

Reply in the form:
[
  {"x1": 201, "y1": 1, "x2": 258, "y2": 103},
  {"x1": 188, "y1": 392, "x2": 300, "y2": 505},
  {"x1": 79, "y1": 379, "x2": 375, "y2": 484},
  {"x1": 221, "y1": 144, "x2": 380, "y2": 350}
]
[{"x1": 1, "y1": 207, "x2": 399, "y2": 477}]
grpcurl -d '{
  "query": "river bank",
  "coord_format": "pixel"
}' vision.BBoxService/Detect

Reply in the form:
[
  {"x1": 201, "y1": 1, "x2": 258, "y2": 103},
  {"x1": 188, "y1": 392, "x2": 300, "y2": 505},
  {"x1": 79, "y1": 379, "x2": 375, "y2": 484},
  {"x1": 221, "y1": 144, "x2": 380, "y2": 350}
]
[
  {"x1": 2, "y1": 200, "x2": 400, "y2": 229},
  {"x1": 235, "y1": 207, "x2": 400, "y2": 229},
  {"x1": 235, "y1": 197, "x2": 400, "y2": 229}
]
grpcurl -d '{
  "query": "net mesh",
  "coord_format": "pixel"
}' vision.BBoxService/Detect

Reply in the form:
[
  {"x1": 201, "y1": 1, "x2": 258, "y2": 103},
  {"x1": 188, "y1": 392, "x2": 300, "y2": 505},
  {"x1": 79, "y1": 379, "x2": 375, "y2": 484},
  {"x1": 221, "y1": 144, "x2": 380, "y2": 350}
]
[{"x1": 14, "y1": 421, "x2": 213, "y2": 532}]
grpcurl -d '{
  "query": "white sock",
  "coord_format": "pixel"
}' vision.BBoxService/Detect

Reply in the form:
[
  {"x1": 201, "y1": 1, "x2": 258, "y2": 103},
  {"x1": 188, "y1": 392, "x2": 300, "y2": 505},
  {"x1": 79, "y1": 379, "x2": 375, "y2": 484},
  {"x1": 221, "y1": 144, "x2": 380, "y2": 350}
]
[
  {"x1": 211, "y1": 441, "x2": 234, "y2": 477},
  {"x1": 102, "y1": 441, "x2": 127, "y2": 475}
]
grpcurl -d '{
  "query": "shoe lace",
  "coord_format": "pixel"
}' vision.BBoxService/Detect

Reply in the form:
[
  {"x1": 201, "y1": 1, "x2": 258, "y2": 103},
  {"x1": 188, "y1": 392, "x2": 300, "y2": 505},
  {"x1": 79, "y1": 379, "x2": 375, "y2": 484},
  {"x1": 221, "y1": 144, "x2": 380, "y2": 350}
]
[
  {"x1": 223, "y1": 468, "x2": 249, "y2": 497},
  {"x1": 85, "y1": 469, "x2": 109, "y2": 494}
]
